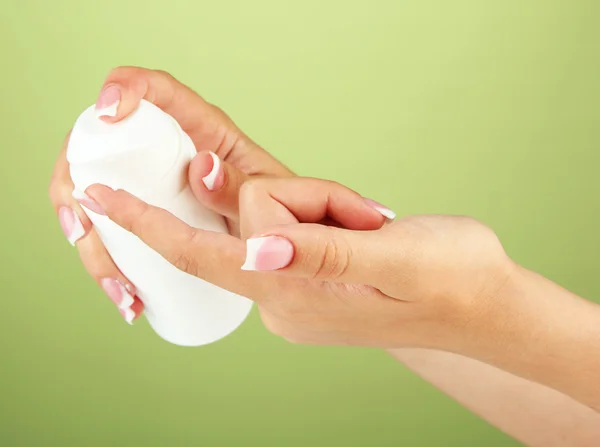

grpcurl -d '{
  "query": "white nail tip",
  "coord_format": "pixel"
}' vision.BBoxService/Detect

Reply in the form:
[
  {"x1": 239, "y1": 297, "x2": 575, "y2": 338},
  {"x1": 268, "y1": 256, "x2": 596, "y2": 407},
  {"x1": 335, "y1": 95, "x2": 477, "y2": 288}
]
[
  {"x1": 68, "y1": 212, "x2": 85, "y2": 246},
  {"x1": 95, "y1": 101, "x2": 119, "y2": 118},
  {"x1": 121, "y1": 307, "x2": 135, "y2": 325},
  {"x1": 241, "y1": 237, "x2": 270, "y2": 271},
  {"x1": 201, "y1": 152, "x2": 221, "y2": 190},
  {"x1": 118, "y1": 287, "x2": 135, "y2": 310},
  {"x1": 374, "y1": 206, "x2": 396, "y2": 220},
  {"x1": 72, "y1": 189, "x2": 88, "y2": 201}
]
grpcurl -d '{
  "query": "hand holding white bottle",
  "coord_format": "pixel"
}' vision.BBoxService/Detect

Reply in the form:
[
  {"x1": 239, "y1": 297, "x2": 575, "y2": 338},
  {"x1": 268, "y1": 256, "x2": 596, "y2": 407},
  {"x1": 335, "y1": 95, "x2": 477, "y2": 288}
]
[{"x1": 67, "y1": 100, "x2": 253, "y2": 346}]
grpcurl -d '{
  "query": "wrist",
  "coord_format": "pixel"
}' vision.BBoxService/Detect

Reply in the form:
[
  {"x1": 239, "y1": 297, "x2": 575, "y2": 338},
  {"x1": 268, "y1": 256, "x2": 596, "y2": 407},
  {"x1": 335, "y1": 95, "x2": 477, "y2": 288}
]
[
  {"x1": 431, "y1": 255, "x2": 520, "y2": 354},
  {"x1": 462, "y1": 263, "x2": 545, "y2": 360},
  {"x1": 462, "y1": 264, "x2": 600, "y2": 410}
]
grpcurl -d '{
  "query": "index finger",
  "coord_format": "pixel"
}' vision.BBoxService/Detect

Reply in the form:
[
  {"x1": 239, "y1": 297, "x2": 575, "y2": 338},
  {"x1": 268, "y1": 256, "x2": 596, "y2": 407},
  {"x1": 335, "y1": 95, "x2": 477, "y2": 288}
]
[
  {"x1": 85, "y1": 184, "x2": 264, "y2": 300},
  {"x1": 238, "y1": 177, "x2": 391, "y2": 239}
]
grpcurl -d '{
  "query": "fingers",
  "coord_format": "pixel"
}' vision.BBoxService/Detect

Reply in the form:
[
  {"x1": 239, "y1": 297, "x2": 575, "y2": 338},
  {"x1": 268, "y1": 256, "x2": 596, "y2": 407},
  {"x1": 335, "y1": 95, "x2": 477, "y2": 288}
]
[
  {"x1": 188, "y1": 151, "x2": 251, "y2": 221},
  {"x1": 95, "y1": 67, "x2": 223, "y2": 139},
  {"x1": 84, "y1": 184, "x2": 262, "y2": 299},
  {"x1": 240, "y1": 222, "x2": 403, "y2": 295},
  {"x1": 94, "y1": 66, "x2": 292, "y2": 176},
  {"x1": 77, "y1": 227, "x2": 143, "y2": 324},
  {"x1": 50, "y1": 132, "x2": 141, "y2": 323},
  {"x1": 238, "y1": 177, "x2": 391, "y2": 240},
  {"x1": 235, "y1": 177, "x2": 401, "y2": 291},
  {"x1": 49, "y1": 132, "x2": 92, "y2": 245},
  {"x1": 91, "y1": 67, "x2": 293, "y2": 224},
  {"x1": 93, "y1": 67, "x2": 257, "y2": 159}
]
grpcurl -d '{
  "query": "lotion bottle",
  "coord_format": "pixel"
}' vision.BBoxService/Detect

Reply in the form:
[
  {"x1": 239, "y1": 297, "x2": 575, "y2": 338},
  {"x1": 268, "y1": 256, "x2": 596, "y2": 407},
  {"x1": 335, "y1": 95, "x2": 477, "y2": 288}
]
[{"x1": 67, "y1": 100, "x2": 253, "y2": 346}]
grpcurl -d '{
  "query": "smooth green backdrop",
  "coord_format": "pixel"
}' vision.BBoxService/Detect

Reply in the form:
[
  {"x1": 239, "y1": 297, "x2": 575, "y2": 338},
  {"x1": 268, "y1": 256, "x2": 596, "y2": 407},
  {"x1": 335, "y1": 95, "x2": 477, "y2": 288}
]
[{"x1": 1, "y1": 1, "x2": 599, "y2": 446}]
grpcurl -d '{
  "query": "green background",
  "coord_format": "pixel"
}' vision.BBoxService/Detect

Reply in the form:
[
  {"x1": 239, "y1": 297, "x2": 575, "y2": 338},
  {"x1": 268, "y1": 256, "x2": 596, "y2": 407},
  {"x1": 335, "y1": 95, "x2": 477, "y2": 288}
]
[{"x1": 1, "y1": 1, "x2": 599, "y2": 445}]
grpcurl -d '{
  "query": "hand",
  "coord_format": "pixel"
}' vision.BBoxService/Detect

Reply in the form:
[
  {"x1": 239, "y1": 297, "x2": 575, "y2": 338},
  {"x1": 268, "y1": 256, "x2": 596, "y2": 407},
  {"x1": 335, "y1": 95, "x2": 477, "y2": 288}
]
[
  {"x1": 49, "y1": 67, "x2": 292, "y2": 323},
  {"x1": 83, "y1": 176, "x2": 515, "y2": 351}
]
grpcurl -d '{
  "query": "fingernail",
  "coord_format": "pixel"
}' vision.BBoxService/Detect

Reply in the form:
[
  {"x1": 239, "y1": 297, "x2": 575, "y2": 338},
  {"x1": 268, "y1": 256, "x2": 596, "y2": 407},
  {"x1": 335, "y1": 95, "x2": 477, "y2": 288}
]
[
  {"x1": 100, "y1": 278, "x2": 135, "y2": 309},
  {"x1": 202, "y1": 152, "x2": 225, "y2": 191},
  {"x1": 101, "y1": 278, "x2": 136, "y2": 325},
  {"x1": 95, "y1": 85, "x2": 120, "y2": 118},
  {"x1": 363, "y1": 198, "x2": 396, "y2": 220},
  {"x1": 58, "y1": 206, "x2": 85, "y2": 246},
  {"x1": 73, "y1": 189, "x2": 106, "y2": 215},
  {"x1": 241, "y1": 236, "x2": 294, "y2": 271},
  {"x1": 119, "y1": 308, "x2": 135, "y2": 325}
]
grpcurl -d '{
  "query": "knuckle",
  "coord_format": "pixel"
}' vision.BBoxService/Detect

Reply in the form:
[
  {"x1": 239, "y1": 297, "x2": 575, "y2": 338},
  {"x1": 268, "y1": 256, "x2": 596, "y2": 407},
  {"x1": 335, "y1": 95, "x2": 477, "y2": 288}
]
[
  {"x1": 153, "y1": 69, "x2": 173, "y2": 79},
  {"x1": 239, "y1": 178, "x2": 265, "y2": 202},
  {"x1": 211, "y1": 104, "x2": 224, "y2": 115},
  {"x1": 170, "y1": 251, "x2": 199, "y2": 277},
  {"x1": 107, "y1": 65, "x2": 137, "y2": 77},
  {"x1": 312, "y1": 230, "x2": 351, "y2": 280},
  {"x1": 106, "y1": 66, "x2": 154, "y2": 89},
  {"x1": 48, "y1": 177, "x2": 68, "y2": 203},
  {"x1": 79, "y1": 249, "x2": 105, "y2": 277},
  {"x1": 239, "y1": 179, "x2": 269, "y2": 210},
  {"x1": 126, "y1": 201, "x2": 152, "y2": 237},
  {"x1": 48, "y1": 173, "x2": 73, "y2": 208},
  {"x1": 47, "y1": 178, "x2": 61, "y2": 204},
  {"x1": 77, "y1": 232, "x2": 112, "y2": 279},
  {"x1": 168, "y1": 230, "x2": 200, "y2": 276}
]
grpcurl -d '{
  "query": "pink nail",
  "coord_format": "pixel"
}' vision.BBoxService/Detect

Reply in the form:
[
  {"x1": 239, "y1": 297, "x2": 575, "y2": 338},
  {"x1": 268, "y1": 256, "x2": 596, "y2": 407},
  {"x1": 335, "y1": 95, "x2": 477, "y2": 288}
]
[
  {"x1": 363, "y1": 198, "x2": 396, "y2": 220},
  {"x1": 101, "y1": 278, "x2": 135, "y2": 309},
  {"x1": 95, "y1": 85, "x2": 120, "y2": 117},
  {"x1": 241, "y1": 236, "x2": 294, "y2": 271},
  {"x1": 73, "y1": 189, "x2": 105, "y2": 215},
  {"x1": 58, "y1": 206, "x2": 85, "y2": 246},
  {"x1": 202, "y1": 152, "x2": 225, "y2": 191}
]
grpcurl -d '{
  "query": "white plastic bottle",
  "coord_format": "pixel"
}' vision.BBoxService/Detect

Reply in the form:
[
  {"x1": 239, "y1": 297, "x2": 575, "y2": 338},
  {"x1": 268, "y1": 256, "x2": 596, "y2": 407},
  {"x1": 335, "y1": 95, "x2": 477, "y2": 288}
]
[{"x1": 67, "y1": 100, "x2": 253, "y2": 346}]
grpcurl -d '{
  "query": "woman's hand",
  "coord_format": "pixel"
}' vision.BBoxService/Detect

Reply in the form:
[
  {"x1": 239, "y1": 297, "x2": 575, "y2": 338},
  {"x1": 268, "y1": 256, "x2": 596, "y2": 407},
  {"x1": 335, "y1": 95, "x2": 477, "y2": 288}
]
[
  {"x1": 48, "y1": 67, "x2": 292, "y2": 322},
  {"x1": 82, "y1": 176, "x2": 514, "y2": 351},
  {"x1": 50, "y1": 67, "x2": 600, "y2": 414}
]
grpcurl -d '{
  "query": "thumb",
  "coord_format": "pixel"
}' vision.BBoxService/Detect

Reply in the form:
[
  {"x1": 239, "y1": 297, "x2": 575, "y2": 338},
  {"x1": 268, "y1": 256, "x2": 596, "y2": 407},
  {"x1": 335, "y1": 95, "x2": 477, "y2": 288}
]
[
  {"x1": 241, "y1": 223, "x2": 404, "y2": 293},
  {"x1": 93, "y1": 66, "x2": 246, "y2": 153},
  {"x1": 94, "y1": 67, "x2": 214, "y2": 128},
  {"x1": 238, "y1": 177, "x2": 392, "y2": 241}
]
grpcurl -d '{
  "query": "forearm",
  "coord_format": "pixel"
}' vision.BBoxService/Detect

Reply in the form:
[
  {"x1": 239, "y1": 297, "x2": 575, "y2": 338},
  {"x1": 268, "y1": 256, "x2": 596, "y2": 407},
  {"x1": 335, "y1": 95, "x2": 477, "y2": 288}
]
[
  {"x1": 389, "y1": 348, "x2": 600, "y2": 447},
  {"x1": 466, "y1": 265, "x2": 600, "y2": 411}
]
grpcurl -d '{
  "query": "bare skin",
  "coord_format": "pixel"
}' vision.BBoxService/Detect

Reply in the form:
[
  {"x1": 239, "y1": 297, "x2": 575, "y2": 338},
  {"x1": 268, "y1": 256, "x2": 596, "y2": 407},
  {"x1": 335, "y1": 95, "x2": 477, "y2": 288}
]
[
  {"x1": 50, "y1": 67, "x2": 600, "y2": 445},
  {"x1": 390, "y1": 349, "x2": 600, "y2": 447}
]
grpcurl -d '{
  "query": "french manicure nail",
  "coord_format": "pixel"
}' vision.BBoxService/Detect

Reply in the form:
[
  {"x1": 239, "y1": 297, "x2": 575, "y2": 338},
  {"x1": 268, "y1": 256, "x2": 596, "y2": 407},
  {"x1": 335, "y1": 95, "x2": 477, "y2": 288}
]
[
  {"x1": 119, "y1": 307, "x2": 135, "y2": 325},
  {"x1": 95, "y1": 85, "x2": 120, "y2": 118},
  {"x1": 58, "y1": 206, "x2": 85, "y2": 246},
  {"x1": 73, "y1": 189, "x2": 105, "y2": 215},
  {"x1": 241, "y1": 236, "x2": 294, "y2": 271},
  {"x1": 202, "y1": 152, "x2": 225, "y2": 191},
  {"x1": 363, "y1": 198, "x2": 396, "y2": 220},
  {"x1": 101, "y1": 278, "x2": 135, "y2": 309}
]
